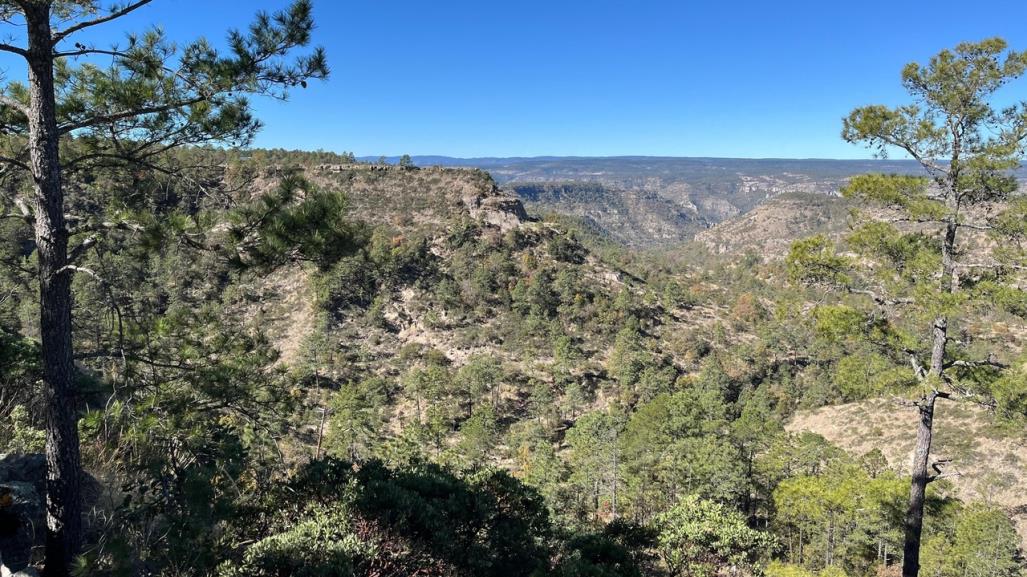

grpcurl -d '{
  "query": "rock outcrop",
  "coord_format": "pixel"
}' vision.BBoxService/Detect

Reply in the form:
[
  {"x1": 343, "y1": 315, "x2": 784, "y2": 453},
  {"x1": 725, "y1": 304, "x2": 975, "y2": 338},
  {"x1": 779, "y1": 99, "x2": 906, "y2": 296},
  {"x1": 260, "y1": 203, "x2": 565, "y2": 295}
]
[
  {"x1": 466, "y1": 194, "x2": 528, "y2": 231},
  {"x1": 0, "y1": 454, "x2": 45, "y2": 576}
]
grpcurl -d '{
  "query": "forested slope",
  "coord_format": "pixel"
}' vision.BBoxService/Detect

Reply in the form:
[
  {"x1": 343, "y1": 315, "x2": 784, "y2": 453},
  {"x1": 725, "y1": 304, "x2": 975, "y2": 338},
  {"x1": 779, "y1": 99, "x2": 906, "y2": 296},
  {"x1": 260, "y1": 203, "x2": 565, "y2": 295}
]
[{"x1": 3, "y1": 147, "x2": 1026, "y2": 576}]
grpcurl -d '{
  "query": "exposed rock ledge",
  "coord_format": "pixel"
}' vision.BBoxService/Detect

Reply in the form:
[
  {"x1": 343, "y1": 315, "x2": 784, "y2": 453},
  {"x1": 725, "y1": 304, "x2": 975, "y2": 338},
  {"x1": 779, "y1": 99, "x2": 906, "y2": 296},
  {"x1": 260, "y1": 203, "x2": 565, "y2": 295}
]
[{"x1": 464, "y1": 185, "x2": 529, "y2": 231}]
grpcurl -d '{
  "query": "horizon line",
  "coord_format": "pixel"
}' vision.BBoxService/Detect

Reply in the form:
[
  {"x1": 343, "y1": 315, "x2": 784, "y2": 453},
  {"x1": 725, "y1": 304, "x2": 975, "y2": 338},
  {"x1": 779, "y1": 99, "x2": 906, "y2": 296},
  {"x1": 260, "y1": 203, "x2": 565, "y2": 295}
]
[{"x1": 344, "y1": 153, "x2": 921, "y2": 163}]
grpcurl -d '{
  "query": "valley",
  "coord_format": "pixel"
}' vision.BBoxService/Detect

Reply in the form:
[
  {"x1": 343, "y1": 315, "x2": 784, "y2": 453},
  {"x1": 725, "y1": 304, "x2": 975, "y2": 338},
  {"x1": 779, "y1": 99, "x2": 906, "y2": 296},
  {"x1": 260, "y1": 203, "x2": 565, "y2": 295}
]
[{"x1": 0, "y1": 7, "x2": 1025, "y2": 577}]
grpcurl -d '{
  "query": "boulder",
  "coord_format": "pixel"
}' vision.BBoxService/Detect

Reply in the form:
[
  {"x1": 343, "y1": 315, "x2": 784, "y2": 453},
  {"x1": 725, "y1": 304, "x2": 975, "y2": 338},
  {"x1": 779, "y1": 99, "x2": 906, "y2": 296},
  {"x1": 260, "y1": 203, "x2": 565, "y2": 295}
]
[
  {"x1": 0, "y1": 482, "x2": 42, "y2": 574},
  {"x1": 0, "y1": 454, "x2": 45, "y2": 575},
  {"x1": 0, "y1": 455, "x2": 44, "y2": 496}
]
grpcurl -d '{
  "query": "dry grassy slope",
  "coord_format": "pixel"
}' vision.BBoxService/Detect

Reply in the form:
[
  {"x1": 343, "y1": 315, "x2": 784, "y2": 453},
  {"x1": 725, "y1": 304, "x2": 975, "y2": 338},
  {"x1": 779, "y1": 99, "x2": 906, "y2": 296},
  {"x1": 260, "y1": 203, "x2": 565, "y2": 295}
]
[
  {"x1": 788, "y1": 398, "x2": 1027, "y2": 549},
  {"x1": 695, "y1": 193, "x2": 852, "y2": 258},
  {"x1": 695, "y1": 191, "x2": 1009, "y2": 264}
]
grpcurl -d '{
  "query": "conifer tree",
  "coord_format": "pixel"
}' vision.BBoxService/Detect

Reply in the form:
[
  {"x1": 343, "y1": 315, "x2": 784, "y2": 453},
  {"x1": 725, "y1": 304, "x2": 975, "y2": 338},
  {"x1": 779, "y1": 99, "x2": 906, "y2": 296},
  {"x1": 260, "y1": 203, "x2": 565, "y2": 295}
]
[
  {"x1": 0, "y1": 2, "x2": 326, "y2": 574},
  {"x1": 789, "y1": 37, "x2": 1027, "y2": 577}
]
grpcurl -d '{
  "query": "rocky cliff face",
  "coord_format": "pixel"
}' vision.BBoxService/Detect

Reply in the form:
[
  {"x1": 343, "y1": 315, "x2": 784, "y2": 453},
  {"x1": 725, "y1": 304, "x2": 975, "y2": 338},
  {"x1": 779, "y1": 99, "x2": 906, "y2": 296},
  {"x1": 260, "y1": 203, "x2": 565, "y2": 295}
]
[
  {"x1": 466, "y1": 195, "x2": 529, "y2": 231},
  {"x1": 420, "y1": 157, "x2": 953, "y2": 248}
]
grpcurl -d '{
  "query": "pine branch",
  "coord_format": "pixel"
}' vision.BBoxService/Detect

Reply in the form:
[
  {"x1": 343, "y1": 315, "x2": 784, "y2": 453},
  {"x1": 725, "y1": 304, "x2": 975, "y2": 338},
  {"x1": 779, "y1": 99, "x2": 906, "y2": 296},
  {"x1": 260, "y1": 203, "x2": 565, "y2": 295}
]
[
  {"x1": 50, "y1": 0, "x2": 156, "y2": 46},
  {"x1": 0, "y1": 94, "x2": 27, "y2": 115},
  {"x1": 0, "y1": 42, "x2": 26, "y2": 57},
  {"x1": 58, "y1": 96, "x2": 206, "y2": 134}
]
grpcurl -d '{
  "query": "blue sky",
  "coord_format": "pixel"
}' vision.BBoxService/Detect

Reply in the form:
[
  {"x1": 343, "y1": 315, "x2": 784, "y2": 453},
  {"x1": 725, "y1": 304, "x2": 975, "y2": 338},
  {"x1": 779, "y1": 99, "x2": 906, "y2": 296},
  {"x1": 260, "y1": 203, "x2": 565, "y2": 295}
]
[{"x1": 7, "y1": 1, "x2": 1027, "y2": 158}]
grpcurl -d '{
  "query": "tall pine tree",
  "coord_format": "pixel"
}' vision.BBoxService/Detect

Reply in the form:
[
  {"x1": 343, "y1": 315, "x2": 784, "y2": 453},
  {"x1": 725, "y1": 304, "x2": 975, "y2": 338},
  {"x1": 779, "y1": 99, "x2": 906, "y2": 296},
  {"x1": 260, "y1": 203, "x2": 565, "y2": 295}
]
[
  {"x1": 0, "y1": 2, "x2": 326, "y2": 574},
  {"x1": 790, "y1": 38, "x2": 1027, "y2": 577}
]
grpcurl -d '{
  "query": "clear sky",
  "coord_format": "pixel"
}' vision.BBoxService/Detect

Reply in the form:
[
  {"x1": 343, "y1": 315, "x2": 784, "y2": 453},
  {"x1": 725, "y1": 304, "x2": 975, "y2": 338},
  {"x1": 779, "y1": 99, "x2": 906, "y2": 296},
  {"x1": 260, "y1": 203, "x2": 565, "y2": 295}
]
[{"x1": 8, "y1": 0, "x2": 1027, "y2": 158}]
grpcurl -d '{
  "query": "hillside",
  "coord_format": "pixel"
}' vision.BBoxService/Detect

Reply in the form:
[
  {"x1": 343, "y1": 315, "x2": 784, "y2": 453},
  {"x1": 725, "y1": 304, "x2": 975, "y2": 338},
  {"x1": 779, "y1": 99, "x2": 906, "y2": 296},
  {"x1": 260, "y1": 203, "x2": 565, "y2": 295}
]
[
  {"x1": 6, "y1": 7, "x2": 1027, "y2": 577},
  {"x1": 508, "y1": 181, "x2": 707, "y2": 246},
  {"x1": 788, "y1": 398, "x2": 1027, "y2": 548},
  {"x1": 695, "y1": 192, "x2": 853, "y2": 258},
  {"x1": 372, "y1": 156, "x2": 1027, "y2": 249},
  {"x1": 4, "y1": 153, "x2": 1025, "y2": 577},
  {"x1": 252, "y1": 163, "x2": 729, "y2": 415}
]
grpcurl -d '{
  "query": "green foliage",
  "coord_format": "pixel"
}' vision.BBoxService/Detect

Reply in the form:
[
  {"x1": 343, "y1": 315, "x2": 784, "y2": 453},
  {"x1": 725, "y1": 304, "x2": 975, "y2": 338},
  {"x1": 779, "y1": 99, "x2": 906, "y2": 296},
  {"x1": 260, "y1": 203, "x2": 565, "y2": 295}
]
[
  {"x1": 229, "y1": 175, "x2": 369, "y2": 271},
  {"x1": 456, "y1": 354, "x2": 505, "y2": 411},
  {"x1": 0, "y1": 405, "x2": 45, "y2": 454},
  {"x1": 653, "y1": 494, "x2": 775, "y2": 577},
  {"x1": 566, "y1": 410, "x2": 624, "y2": 522},
  {"x1": 327, "y1": 377, "x2": 389, "y2": 460},
  {"x1": 620, "y1": 389, "x2": 746, "y2": 518},
  {"x1": 833, "y1": 352, "x2": 915, "y2": 400},
  {"x1": 0, "y1": 331, "x2": 42, "y2": 433},
  {"x1": 553, "y1": 522, "x2": 657, "y2": 577},
  {"x1": 219, "y1": 509, "x2": 365, "y2": 577},
  {"x1": 786, "y1": 236, "x2": 850, "y2": 287},
  {"x1": 841, "y1": 174, "x2": 940, "y2": 219},
  {"x1": 225, "y1": 459, "x2": 553, "y2": 577},
  {"x1": 316, "y1": 230, "x2": 437, "y2": 312},
  {"x1": 920, "y1": 504, "x2": 1022, "y2": 577},
  {"x1": 548, "y1": 234, "x2": 587, "y2": 264},
  {"x1": 458, "y1": 404, "x2": 500, "y2": 461},
  {"x1": 773, "y1": 460, "x2": 907, "y2": 576},
  {"x1": 765, "y1": 562, "x2": 817, "y2": 577}
]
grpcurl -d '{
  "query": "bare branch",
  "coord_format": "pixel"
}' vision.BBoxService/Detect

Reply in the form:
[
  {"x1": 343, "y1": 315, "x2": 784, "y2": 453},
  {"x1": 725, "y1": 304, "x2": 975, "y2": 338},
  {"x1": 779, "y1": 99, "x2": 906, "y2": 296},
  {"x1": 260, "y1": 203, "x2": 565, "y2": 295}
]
[
  {"x1": 0, "y1": 42, "x2": 26, "y2": 58},
  {"x1": 68, "y1": 218, "x2": 144, "y2": 237},
  {"x1": 955, "y1": 261, "x2": 1027, "y2": 271},
  {"x1": 13, "y1": 197, "x2": 31, "y2": 218},
  {"x1": 881, "y1": 216, "x2": 945, "y2": 226},
  {"x1": 67, "y1": 235, "x2": 98, "y2": 264},
  {"x1": 56, "y1": 264, "x2": 103, "y2": 281},
  {"x1": 927, "y1": 459, "x2": 959, "y2": 483},
  {"x1": 945, "y1": 357, "x2": 1009, "y2": 370},
  {"x1": 955, "y1": 222, "x2": 993, "y2": 231},
  {"x1": 910, "y1": 355, "x2": 928, "y2": 381},
  {"x1": 850, "y1": 287, "x2": 915, "y2": 306},
  {"x1": 0, "y1": 94, "x2": 26, "y2": 115},
  {"x1": 51, "y1": 0, "x2": 156, "y2": 46},
  {"x1": 52, "y1": 47, "x2": 128, "y2": 59},
  {"x1": 0, "y1": 154, "x2": 29, "y2": 171}
]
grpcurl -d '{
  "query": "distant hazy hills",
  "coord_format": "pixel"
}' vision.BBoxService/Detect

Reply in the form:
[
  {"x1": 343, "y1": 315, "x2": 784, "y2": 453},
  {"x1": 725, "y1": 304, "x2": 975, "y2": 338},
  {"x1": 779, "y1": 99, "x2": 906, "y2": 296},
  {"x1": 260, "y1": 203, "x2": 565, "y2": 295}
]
[{"x1": 358, "y1": 156, "x2": 1020, "y2": 248}]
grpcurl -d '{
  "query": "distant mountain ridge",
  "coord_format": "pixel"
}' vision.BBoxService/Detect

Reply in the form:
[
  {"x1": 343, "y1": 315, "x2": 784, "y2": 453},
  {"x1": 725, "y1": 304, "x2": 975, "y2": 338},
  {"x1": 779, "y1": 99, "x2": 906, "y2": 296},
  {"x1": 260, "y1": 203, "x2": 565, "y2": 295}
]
[{"x1": 355, "y1": 156, "x2": 1025, "y2": 248}]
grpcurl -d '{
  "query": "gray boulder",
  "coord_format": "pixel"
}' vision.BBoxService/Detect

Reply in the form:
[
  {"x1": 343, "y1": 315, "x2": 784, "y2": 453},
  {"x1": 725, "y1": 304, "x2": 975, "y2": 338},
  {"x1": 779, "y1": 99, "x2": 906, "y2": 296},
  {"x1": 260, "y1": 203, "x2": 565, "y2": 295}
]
[
  {"x1": 0, "y1": 454, "x2": 45, "y2": 575},
  {"x1": 0, "y1": 455, "x2": 44, "y2": 496}
]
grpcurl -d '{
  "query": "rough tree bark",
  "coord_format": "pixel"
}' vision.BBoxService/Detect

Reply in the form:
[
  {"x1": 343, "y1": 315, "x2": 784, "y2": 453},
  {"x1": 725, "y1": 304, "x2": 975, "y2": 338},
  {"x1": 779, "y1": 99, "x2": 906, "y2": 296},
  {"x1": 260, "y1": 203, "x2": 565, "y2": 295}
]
[
  {"x1": 901, "y1": 218, "x2": 957, "y2": 577},
  {"x1": 0, "y1": 2, "x2": 326, "y2": 575},
  {"x1": 902, "y1": 391, "x2": 938, "y2": 577},
  {"x1": 22, "y1": 3, "x2": 83, "y2": 576}
]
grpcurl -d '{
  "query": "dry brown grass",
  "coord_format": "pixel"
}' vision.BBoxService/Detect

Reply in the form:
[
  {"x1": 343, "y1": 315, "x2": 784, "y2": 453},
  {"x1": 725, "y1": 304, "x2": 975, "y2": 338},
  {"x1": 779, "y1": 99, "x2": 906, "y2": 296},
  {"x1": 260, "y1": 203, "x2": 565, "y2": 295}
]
[{"x1": 788, "y1": 398, "x2": 1027, "y2": 549}]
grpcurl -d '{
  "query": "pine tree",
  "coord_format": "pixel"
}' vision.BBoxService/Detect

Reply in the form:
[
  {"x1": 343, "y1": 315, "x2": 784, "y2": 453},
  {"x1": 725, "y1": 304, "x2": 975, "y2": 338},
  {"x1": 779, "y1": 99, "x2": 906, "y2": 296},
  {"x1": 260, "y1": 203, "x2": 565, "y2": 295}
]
[
  {"x1": 790, "y1": 37, "x2": 1027, "y2": 577},
  {"x1": 0, "y1": 2, "x2": 326, "y2": 574}
]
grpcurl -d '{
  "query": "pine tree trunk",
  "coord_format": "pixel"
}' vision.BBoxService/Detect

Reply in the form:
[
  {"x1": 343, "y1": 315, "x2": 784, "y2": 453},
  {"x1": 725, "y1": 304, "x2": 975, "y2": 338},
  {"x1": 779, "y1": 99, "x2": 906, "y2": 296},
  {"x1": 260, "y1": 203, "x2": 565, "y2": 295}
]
[
  {"x1": 901, "y1": 392, "x2": 937, "y2": 577},
  {"x1": 901, "y1": 217, "x2": 956, "y2": 577},
  {"x1": 24, "y1": 4, "x2": 84, "y2": 576}
]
